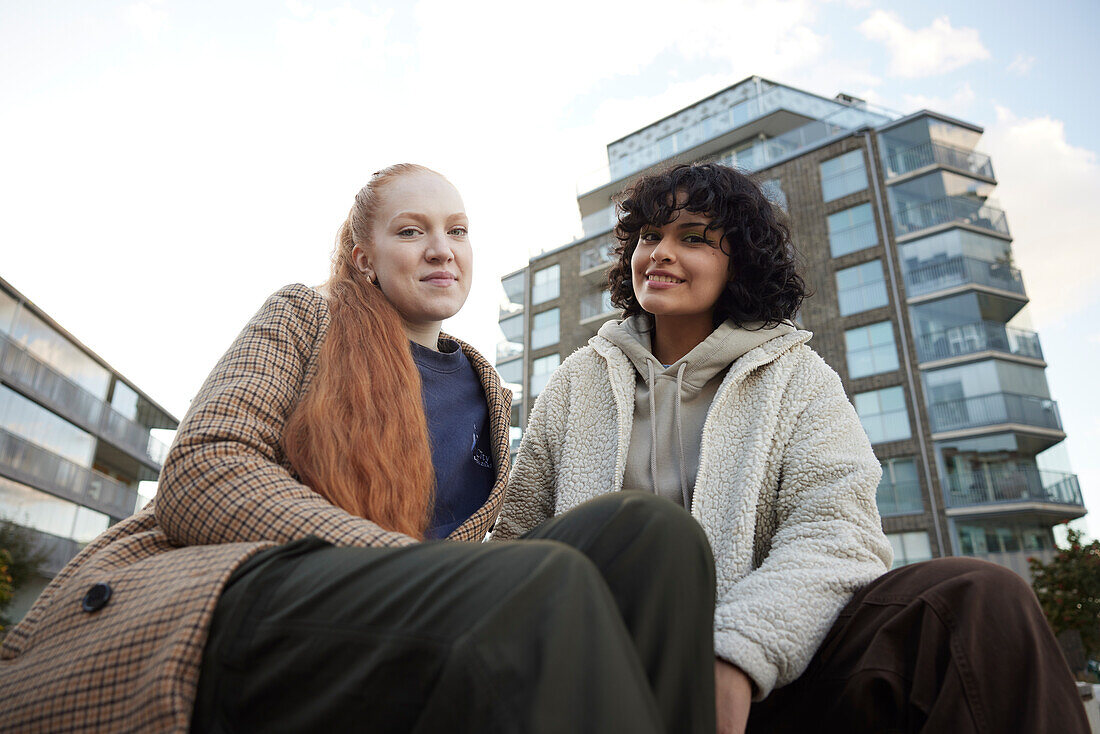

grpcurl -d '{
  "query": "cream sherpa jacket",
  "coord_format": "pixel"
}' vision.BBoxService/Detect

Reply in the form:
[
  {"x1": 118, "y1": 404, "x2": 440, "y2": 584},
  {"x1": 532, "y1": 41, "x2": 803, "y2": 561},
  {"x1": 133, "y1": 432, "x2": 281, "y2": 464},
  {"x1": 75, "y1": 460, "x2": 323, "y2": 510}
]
[{"x1": 494, "y1": 327, "x2": 893, "y2": 699}]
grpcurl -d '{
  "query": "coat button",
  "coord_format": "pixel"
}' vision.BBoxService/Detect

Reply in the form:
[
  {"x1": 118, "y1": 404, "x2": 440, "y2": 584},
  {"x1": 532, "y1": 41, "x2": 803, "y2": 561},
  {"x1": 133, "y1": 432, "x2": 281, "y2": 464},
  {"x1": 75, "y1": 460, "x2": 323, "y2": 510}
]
[{"x1": 81, "y1": 582, "x2": 112, "y2": 613}]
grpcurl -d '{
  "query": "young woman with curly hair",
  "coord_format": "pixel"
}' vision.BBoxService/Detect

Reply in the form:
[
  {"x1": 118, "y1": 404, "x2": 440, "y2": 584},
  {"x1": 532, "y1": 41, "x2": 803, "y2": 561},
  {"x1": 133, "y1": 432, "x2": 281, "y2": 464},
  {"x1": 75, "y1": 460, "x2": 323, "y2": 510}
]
[
  {"x1": 495, "y1": 162, "x2": 1088, "y2": 734},
  {"x1": 0, "y1": 164, "x2": 719, "y2": 733}
]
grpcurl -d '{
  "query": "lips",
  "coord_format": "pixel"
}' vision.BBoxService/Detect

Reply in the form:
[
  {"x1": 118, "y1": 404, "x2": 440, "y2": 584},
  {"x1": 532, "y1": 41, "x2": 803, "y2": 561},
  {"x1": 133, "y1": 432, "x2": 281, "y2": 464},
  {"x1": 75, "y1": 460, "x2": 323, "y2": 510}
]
[{"x1": 421, "y1": 271, "x2": 457, "y2": 286}]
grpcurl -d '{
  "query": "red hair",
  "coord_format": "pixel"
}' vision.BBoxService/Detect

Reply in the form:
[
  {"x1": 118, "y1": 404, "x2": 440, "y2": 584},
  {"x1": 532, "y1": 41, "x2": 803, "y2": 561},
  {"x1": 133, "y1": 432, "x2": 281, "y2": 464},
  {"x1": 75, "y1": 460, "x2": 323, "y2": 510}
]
[{"x1": 283, "y1": 164, "x2": 438, "y2": 539}]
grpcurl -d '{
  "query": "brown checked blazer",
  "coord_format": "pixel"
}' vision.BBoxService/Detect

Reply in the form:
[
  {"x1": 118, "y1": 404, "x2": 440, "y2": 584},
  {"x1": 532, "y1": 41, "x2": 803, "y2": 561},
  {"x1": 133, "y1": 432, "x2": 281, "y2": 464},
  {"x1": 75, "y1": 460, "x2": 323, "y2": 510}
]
[{"x1": 0, "y1": 284, "x2": 513, "y2": 732}]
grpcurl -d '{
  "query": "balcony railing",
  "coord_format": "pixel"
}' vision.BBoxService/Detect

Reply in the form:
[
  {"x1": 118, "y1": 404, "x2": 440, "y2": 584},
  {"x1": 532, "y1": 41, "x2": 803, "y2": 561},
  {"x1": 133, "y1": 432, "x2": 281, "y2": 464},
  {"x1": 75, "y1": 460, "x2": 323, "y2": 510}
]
[
  {"x1": 884, "y1": 141, "x2": 995, "y2": 180},
  {"x1": 902, "y1": 255, "x2": 1025, "y2": 299},
  {"x1": 0, "y1": 426, "x2": 141, "y2": 520},
  {"x1": 580, "y1": 291, "x2": 616, "y2": 322},
  {"x1": 893, "y1": 196, "x2": 1010, "y2": 238},
  {"x1": 916, "y1": 321, "x2": 1043, "y2": 363},
  {"x1": 0, "y1": 333, "x2": 169, "y2": 467},
  {"x1": 928, "y1": 392, "x2": 1062, "y2": 434},
  {"x1": 496, "y1": 341, "x2": 523, "y2": 363},
  {"x1": 944, "y1": 467, "x2": 1083, "y2": 508},
  {"x1": 578, "y1": 85, "x2": 894, "y2": 193},
  {"x1": 579, "y1": 237, "x2": 617, "y2": 272}
]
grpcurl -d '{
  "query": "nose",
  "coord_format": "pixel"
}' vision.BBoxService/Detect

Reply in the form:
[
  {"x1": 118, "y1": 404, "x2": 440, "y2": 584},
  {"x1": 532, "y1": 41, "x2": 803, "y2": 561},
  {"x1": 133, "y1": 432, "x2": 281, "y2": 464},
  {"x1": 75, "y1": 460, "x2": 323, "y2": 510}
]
[
  {"x1": 424, "y1": 232, "x2": 455, "y2": 263},
  {"x1": 650, "y1": 235, "x2": 675, "y2": 263}
]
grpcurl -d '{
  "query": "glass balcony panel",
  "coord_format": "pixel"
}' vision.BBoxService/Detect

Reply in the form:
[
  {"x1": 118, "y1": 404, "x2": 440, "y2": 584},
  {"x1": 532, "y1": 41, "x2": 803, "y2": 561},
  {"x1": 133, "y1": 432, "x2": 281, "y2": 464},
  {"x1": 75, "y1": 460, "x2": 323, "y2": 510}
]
[
  {"x1": 0, "y1": 427, "x2": 140, "y2": 519},
  {"x1": 0, "y1": 333, "x2": 169, "y2": 466},
  {"x1": 496, "y1": 341, "x2": 523, "y2": 363},
  {"x1": 928, "y1": 392, "x2": 1062, "y2": 433},
  {"x1": 902, "y1": 255, "x2": 1024, "y2": 299},
  {"x1": 581, "y1": 85, "x2": 894, "y2": 193},
  {"x1": 883, "y1": 141, "x2": 994, "y2": 180},
  {"x1": 916, "y1": 321, "x2": 1043, "y2": 362},
  {"x1": 580, "y1": 291, "x2": 616, "y2": 321},
  {"x1": 579, "y1": 237, "x2": 617, "y2": 272},
  {"x1": 893, "y1": 196, "x2": 1010, "y2": 238},
  {"x1": 1, "y1": 333, "x2": 102, "y2": 429},
  {"x1": 943, "y1": 466, "x2": 1082, "y2": 507}
]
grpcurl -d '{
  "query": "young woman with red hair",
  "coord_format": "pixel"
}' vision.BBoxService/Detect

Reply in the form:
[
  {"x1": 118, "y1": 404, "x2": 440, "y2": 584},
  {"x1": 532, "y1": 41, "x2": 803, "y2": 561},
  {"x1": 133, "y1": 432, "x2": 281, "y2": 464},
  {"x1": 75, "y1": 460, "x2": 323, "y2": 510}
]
[{"x1": 0, "y1": 164, "x2": 719, "y2": 733}]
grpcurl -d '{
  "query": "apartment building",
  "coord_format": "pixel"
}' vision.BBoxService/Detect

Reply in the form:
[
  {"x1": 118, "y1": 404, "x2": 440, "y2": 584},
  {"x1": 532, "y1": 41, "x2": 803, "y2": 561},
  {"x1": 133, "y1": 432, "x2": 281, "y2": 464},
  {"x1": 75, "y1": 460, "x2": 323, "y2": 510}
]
[
  {"x1": 0, "y1": 277, "x2": 178, "y2": 616},
  {"x1": 496, "y1": 75, "x2": 1084, "y2": 576}
]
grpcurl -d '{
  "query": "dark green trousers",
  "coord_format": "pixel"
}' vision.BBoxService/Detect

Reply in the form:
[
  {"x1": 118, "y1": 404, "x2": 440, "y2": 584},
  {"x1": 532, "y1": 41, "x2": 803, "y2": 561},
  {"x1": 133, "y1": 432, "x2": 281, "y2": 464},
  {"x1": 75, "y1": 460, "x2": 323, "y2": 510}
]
[{"x1": 191, "y1": 492, "x2": 717, "y2": 733}]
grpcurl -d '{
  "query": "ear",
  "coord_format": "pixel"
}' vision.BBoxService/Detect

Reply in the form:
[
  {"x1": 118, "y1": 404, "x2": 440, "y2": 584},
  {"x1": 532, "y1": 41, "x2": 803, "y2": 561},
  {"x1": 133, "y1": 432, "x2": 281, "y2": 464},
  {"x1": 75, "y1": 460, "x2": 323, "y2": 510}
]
[{"x1": 351, "y1": 244, "x2": 375, "y2": 282}]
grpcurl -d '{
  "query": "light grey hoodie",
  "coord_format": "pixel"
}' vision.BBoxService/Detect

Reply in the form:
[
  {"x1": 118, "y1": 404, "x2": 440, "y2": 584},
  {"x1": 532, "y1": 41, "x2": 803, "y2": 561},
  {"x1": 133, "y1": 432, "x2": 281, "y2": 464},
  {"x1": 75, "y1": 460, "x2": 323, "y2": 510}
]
[{"x1": 598, "y1": 315, "x2": 796, "y2": 510}]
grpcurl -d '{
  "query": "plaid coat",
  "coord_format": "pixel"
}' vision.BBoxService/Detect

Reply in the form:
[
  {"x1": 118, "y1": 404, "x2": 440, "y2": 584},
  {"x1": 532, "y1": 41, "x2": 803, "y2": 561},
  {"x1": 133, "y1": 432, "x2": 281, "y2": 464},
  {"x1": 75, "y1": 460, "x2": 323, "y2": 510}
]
[{"x1": 0, "y1": 284, "x2": 513, "y2": 732}]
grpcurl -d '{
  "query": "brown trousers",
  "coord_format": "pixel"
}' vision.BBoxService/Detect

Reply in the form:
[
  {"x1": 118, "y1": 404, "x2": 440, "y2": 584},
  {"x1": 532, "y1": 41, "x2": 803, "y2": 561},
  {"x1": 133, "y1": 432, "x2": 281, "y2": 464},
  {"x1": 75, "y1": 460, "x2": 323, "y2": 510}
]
[{"x1": 748, "y1": 557, "x2": 1090, "y2": 733}]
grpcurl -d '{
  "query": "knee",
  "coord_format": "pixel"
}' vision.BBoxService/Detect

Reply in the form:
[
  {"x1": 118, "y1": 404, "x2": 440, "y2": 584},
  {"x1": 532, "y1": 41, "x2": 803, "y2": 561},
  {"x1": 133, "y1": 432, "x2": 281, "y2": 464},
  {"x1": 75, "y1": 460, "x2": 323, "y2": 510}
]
[
  {"x1": 900, "y1": 557, "x2": 1035, "y2": 610},
  {"x1": 605, "y1": 493, "x2": 715, "y2": 581},
  {"x1": 505, "y1": 540, "x2": 606, "y2": 592}
]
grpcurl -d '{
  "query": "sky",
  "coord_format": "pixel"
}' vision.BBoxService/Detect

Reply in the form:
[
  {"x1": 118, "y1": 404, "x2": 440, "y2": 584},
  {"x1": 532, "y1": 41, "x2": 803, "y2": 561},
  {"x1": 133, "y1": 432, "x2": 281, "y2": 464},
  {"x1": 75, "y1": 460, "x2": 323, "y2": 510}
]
[{"x1": 3, "y1": 0, "x2": 1099, "y2": 536}]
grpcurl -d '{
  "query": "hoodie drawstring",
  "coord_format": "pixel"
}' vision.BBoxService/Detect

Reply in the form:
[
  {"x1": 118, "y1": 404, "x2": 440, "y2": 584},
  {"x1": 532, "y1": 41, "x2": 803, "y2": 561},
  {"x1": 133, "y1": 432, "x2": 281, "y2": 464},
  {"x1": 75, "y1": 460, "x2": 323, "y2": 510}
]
[
  {"x1": 647, "y1": 359, "x2": 658, "y2": 495},
  {"x1": 646, "y1": 359, "x2": 690, "y2": 509},
  {"x1": 674, "y1": 362, "x2": 688, "y2": 509}
]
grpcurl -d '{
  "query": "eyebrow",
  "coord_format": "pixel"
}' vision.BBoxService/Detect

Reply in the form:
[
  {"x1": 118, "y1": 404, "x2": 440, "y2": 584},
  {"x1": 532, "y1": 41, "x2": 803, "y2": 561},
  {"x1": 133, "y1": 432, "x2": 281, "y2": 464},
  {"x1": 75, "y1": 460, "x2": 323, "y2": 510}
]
[{"x1": 390, "y1": 212, "x2": 468, "y2": 223}]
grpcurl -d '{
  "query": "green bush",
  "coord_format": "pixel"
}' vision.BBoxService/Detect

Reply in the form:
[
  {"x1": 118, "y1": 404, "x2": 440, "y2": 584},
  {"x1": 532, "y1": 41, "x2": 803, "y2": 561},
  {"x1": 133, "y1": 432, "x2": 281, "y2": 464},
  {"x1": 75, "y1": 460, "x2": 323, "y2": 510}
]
[{"x1": 1029, "y1": 528, "x2": 1100, "y2": 660}]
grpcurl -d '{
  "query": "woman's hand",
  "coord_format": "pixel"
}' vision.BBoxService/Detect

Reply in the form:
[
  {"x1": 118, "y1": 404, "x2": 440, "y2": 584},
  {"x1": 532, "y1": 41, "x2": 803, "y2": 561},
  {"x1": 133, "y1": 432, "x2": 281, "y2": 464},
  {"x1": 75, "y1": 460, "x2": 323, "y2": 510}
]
[{"x1": 714, "y1": 658, "x2": 752, "y2": 734}]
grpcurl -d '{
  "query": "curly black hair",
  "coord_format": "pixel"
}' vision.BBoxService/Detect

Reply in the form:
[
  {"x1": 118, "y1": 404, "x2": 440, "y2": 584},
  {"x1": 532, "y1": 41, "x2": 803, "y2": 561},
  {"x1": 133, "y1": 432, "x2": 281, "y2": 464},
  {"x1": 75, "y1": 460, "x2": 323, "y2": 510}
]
[{"x1": 607, "y1": 162, "x2": 806, "y2": 329}]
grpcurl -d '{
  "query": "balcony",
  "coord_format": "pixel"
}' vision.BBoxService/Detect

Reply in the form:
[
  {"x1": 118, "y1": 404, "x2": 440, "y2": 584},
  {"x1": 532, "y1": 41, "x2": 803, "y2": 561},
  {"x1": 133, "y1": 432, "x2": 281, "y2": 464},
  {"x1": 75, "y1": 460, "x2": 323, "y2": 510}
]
[
  {"x1": 0, "y1": 334, "x2": 169, "y2": 467},
  {"x1": 0, "y1": 426, "x2": 141, "y2": 520},
  {"x1": 496, "y1": 341, "x2": 523, "y2": 363},
  {"x1": 916, "y1": 321, "x2": 1043, "y2": 364},
  {"x1": 903, "y1": 255, "x2": 1025, "y2": 299},
  {"x1": 944, "y1": 467, "x2": 1083, "y2": 509},
  {"x1": 578, "y1": 85, "x2": 893, "y2": 194},
  {"x1": 884, "y1": 141, "x2": 995, "y2": 180},
  {"x1": 579, "y1": 237, "x2": 616, "y2": 274},
  {"x1": 580, "y1": 291, "x2": 616, "y2": 322},
  {"x1": 928, "y1": 392, "x2": 1062, "y2": 435},
  {"x1": 893, "y1": 197, "x2": 1009, "y2": 239}
]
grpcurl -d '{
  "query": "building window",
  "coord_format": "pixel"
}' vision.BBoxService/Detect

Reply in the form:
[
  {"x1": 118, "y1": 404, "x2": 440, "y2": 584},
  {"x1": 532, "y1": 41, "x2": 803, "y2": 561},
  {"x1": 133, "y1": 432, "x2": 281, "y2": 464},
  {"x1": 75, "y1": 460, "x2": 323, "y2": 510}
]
[
  {"x1": 827, "y1": 203, "x2": 878, "y2": 257},
  {"x1": 877, "y1": 458, "x2": 923, "y2": 516},
  {"x1": 530, "y1": 354, "x2": 560, "y2": 397},
  {"x1": 496, "y1": 359, "x2": 523, "y2": 386},
  {"x1": 854, "y1": 386, "x2": 911, "y2": 444},
  {"x1": 531, "y1": 309, "x2": 560, "y2": 350},
  {"x1": 887, "y1": 531, "x2": 933, "y2": 569},
  {"x1": 10, "y1": 307, "x2": 111, "y2": 398},
  {"x1": 532, "y1": 265, "x2": 561, "y2": 305},
  {"x1": 845, "y1": 321, "x2": 899, "y2": 379},
  {"x1": 836, "y1": 260, "x2": 889, "y2": 316},
  {"x1": 820, "y1": 149, "x2": 869, "y2": 202}
]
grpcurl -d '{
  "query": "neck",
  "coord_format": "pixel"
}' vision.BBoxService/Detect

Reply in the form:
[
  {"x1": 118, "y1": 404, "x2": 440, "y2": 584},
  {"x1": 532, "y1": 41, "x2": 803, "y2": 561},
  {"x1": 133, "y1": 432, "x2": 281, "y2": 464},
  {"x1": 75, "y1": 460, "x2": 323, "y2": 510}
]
[
  {"x1": 403, "y1": 320, "x2": 443, "y2": 351},
  {"x1": 651, "y1": 312, "x2": 714, "y2": 365}
]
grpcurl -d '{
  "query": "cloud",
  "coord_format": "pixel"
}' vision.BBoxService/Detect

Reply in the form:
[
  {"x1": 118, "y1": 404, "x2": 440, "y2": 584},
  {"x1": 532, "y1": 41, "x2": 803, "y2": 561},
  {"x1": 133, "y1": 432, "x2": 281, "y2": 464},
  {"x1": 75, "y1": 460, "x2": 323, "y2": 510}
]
[
  {"x1": 859, "y1": 11, "x2": 990, "y2": 77},
  {"x1": 983, "y1": 107, "x2": 1100, "y2": 326},
  {"x1": 122, "y1": 1, "x2": 167, "y2": 42},
  {"x1": 1007, "y1": 54, "x2": 1036, "y2": 75},
  {"x1": 901, "y1": 81, "x2": 976, "y2": 117}
]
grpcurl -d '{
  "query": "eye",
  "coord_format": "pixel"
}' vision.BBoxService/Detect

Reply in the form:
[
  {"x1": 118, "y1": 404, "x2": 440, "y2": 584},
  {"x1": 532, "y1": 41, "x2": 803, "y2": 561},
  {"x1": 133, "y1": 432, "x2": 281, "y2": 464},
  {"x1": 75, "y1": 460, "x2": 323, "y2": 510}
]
[
  {"x1": 639, "y1": 231, "x2": 660, "y2": 243},
  {"x1": 683, "y1": 233, "x2": 710, "y2": 245},
  {"x1": 449, "y1": 226, "x2": 468, "y2": 237},
  {"x1": 397, "y1": 227, "x2": 421, "y2": 238}
]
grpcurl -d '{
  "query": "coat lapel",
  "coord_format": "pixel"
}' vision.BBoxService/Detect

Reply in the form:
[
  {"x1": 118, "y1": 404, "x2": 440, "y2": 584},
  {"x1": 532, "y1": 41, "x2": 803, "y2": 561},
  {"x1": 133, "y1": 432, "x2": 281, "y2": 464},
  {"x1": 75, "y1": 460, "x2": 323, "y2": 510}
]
[{"x1": 441, "y1": 333, "x2": 512, "y2": 541}]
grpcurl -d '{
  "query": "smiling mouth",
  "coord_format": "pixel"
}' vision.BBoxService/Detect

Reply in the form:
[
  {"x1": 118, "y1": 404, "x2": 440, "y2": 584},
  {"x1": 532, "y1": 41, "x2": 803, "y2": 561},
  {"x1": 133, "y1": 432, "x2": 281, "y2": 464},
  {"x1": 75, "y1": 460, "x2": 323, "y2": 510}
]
[{"x1": 647, "y1": 274, "x2": 684, "y2": 284}]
